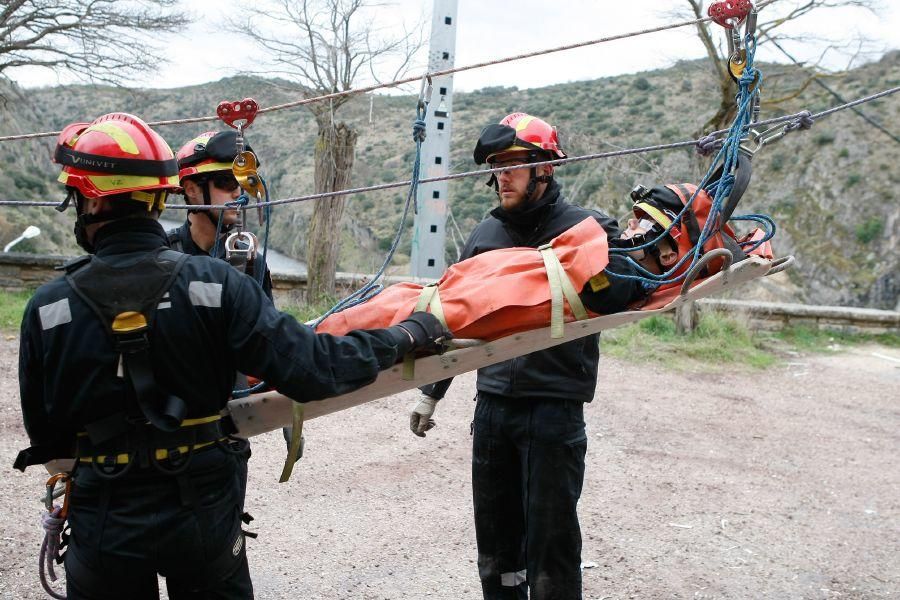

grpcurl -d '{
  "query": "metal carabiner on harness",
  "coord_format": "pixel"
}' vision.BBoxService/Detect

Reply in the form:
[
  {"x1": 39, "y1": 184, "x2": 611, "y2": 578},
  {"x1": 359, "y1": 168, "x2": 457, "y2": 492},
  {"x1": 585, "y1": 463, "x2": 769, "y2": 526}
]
[
  {"x1": 44, "y1": 473, "x2": 71, "y2": 516},
  {"x1": 225, "y1": 230, "x2": 259, "y2": 264}
]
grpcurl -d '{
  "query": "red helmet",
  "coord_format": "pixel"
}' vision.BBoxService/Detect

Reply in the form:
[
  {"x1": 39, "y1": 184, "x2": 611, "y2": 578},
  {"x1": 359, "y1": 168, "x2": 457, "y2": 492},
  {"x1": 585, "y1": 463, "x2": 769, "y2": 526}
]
[
  {"x1": 474, "y1": 112, "x2": 566, "y2": 165},
  {"x1": 54, "y1": 113, "x2": 178, "y2": 211}
]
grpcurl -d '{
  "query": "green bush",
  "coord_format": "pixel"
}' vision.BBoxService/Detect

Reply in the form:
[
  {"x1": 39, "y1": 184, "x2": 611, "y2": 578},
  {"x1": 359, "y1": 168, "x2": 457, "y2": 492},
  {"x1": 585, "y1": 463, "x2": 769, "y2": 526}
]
[
  {"x1": 855, "y1": 217, "x2": 884, "y2": 244},
  {"x1": 633, "y1": 77, "x2": 652, "y2": 91},
  {"x1": 814, "y1": 132, "x2": 836, "y2": 146},
  {"x1": 844, "y1": 173, "x2": 862, "y2": 189}
]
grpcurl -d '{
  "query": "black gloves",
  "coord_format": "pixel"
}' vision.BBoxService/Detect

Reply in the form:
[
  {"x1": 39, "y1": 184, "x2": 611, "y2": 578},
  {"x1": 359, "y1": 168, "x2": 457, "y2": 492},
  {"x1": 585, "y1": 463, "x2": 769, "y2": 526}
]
[{"x1": 389, "y1": 311, "x2": 452, "y2": 355}]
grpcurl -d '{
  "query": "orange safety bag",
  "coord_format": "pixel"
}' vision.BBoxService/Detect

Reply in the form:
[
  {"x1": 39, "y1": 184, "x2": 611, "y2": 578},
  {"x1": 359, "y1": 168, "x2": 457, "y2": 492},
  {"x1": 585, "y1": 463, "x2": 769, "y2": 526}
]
[{"x1": 317, "y1": 217, "x2": 609, "y2": 340}]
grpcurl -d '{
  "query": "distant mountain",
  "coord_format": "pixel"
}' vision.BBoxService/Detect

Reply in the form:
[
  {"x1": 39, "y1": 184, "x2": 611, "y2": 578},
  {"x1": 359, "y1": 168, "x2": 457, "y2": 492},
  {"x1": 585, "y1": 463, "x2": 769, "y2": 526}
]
[{"x1": 1, "y1": 52, "x2": 897, "y2": 309}]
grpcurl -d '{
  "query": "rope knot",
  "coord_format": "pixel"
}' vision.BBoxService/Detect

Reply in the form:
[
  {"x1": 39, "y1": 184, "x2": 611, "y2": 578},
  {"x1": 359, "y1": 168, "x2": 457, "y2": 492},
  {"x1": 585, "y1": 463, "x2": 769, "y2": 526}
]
[
  {"x1": 696, "y1": 134, "x2": 721, "y2": 156},
  {"x1": 785, "y1": 110, "x2": 814, "y2": 132},
  {"x1": 739, "y1": 65, "x2": 758, "y2": 90},
  {"x1": 412, "y1": 118, "x2": 427, "y2": 143}
]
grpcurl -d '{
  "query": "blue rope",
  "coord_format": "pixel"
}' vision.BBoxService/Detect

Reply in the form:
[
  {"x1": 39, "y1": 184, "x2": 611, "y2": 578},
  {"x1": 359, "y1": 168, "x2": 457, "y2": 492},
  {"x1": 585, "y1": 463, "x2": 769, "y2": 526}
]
[
  {"x1": 310, "y1": 99, "x2": 430, "y2": 328},
  {"x1": 730, "y1": 213, "x2": 777, "y2": 252},
  {"x1": 606, "y1": 32, "x2": 762, "y2": 287},
  {"x1": 255, "y1": 177, "x2": 272, "y2": 289},
  {"x1": 232, "y1": 177, "x2": 273, "y2": 398}
]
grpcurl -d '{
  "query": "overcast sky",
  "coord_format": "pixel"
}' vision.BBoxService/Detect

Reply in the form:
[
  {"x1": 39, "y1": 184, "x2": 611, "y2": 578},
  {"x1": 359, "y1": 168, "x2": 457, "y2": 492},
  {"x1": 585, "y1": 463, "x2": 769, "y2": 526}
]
[{"x1": 8, "y1": 0, "x2": 899, "y2": 94}]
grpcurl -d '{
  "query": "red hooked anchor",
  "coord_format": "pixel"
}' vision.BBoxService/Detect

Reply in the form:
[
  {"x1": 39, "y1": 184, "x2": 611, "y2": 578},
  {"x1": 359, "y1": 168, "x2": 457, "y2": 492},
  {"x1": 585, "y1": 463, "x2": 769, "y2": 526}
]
[
  {"x1": 707, "y1": 0, "x2": 753, "y2": 28},
  {"x1": 217, "y1": 98, "x2": 260, "y2": 129}
]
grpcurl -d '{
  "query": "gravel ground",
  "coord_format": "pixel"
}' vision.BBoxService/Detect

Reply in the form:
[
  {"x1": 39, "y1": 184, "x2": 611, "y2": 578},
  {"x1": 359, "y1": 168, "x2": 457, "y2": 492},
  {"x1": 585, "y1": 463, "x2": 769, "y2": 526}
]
[{"x1": 1, "y1": 334, "x2": 898, "y2": 599}]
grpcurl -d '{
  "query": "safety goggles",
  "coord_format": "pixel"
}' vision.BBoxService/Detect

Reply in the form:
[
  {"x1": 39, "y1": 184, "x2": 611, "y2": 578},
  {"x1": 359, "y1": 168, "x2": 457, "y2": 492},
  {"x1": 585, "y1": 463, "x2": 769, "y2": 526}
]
[{"x1": 206, "y1": 172, "x2": 240, "y2": 192}]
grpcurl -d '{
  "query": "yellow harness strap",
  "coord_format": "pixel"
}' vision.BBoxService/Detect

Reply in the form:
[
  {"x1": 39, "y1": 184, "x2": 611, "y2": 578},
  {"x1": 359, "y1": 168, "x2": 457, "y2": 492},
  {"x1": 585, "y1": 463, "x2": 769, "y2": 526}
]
[
  {"x1": 402, "y1": 283, "x2": 447, "y2": 380},
  {"x1": 279, "y1": 402, "x2": 306, "y2": 483},
  {"x1": 76, "y1": 414, "x2": 225, "y2": 465},
  {"x1": 538, "y1": 243, "x2": 589, "y2": 338}
]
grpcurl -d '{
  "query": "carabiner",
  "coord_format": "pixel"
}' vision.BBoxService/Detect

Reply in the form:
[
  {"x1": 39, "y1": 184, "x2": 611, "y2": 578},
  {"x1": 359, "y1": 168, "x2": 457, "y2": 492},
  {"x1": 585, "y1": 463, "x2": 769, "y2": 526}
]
[
  {"x1": 418, "y1": 74, "x2": 433, "y2": 112},
  {"x1": 44, "y1": 473, "x2": 71, "y2": 517},
  {"x1": 741, "y1": 124, "x2": 788, "y2": 155},
  {"x1": 225, "y1": 231, "x2": 259, "y2": 263}
]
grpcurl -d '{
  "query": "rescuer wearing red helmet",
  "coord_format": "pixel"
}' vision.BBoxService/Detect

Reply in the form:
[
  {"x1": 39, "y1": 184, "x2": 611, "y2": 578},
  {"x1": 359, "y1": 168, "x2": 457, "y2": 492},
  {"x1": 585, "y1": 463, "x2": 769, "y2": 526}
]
[
  {"x1": 411, "y1": 113, "x2": 639, "y2": 600},
  {"x1": 15, "y1": 112, "x2": 450, "y2": 599},
  {"x1": 170, "y1": 129, "x2": 273, "y2": 297}
]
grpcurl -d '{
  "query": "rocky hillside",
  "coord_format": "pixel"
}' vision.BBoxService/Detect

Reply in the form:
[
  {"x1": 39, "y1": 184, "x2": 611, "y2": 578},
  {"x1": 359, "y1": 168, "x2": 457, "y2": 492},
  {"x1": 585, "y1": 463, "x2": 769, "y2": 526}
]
[{"x1": 1, "y1": 52, "x2": 897, "y2": 309}]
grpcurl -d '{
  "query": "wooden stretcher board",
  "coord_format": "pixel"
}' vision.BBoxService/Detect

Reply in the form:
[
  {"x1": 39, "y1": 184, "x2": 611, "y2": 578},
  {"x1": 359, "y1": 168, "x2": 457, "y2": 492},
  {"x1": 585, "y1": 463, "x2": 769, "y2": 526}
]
[{"x1": 227, "y1": 255, "x2": 779, "y2": 438}]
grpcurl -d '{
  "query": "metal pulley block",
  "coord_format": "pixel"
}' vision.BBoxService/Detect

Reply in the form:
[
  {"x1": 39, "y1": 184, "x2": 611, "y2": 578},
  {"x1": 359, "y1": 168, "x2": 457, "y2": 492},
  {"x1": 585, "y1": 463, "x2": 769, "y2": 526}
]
[
  {"x1": 232, "y1": 151, "x2": 264, "y2": 199},
  {"x1": 729, "y1": 49, "x2": 747, "y2": 81},
  {"x1": 232, "y1": 151, "x2": 267, "y2": 225},
  {"x1": 217, "y1": 98, "x2": 259, "y2": 130},
  {"x1": 708, "y1": 0, "x2": 753, "y2": 29}
]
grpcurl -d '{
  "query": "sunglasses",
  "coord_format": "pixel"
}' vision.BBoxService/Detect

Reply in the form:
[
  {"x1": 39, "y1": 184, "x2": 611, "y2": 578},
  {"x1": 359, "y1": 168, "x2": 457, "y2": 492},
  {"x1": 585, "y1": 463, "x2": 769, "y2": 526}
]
[{"x1": 207, "y1": 172, "x2": 240, "y2": 192}]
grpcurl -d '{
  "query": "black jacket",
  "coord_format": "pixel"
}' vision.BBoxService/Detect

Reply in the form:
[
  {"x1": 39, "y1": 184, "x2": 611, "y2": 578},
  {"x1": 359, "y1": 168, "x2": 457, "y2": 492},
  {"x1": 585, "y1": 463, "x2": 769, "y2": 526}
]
[
  {"x1": 18, "y1": 218, "x2": 409, "y2": 460},
  {"x1": 167, "y1": 220, "x2": 274, "y2": 299},
  {"x1": 422, "y1": 180, "x2": 638, "y2": 403}
]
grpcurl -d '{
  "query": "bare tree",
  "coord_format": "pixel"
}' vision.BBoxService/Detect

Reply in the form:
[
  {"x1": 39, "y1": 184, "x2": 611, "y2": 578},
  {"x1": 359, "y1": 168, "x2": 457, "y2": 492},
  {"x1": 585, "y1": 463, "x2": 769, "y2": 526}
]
[
  {"x1": 0, "y1": 0, "x2": 186, "y2": 85},
  {"x1": 683, "y1": 0, "x2": 880, "y2": 133},
  {"x1": 674, "y1": 0, "x2": 880, "y2": 332},
  {"x1": 232, "y1": 0, "x2": 423, "y2": 301}
]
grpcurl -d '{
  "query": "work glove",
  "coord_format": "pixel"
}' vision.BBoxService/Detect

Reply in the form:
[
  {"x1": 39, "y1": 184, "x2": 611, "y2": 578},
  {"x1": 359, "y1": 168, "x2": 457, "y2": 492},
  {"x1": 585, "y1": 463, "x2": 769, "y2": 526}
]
[
  {"x1": 409, "y1": 395, "x2": 439, "y2": 437},
  {"x1": 391, "y1": 311, "x2": 452, "y2": 354}
]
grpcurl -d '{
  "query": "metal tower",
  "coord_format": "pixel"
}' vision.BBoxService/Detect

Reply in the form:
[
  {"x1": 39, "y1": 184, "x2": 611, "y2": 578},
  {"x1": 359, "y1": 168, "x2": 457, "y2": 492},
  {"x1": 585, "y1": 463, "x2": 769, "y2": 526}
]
[{"x1": 410, "y1": 0, "x2": 458, "y2": 279}]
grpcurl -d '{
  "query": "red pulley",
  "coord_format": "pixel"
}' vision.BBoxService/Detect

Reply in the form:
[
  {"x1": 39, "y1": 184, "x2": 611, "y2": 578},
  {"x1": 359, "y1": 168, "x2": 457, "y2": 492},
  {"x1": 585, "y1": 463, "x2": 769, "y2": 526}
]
[
  {"x1": 217, "y1": 98, "x2": 260, "y2": 129},
  {"x1": 707, "y1": 0, "x2": 753, "y2": 28}
]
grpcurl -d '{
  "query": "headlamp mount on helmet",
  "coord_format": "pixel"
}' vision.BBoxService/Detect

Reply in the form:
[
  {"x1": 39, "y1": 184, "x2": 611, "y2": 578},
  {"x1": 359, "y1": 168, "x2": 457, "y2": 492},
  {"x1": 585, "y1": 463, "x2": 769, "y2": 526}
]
[
  {"x1": 177, "y1": 130, "x2": 258, "y2": 171},
  {"x1": 473, "y1": 124, "x2": 551, "y2": 166}
]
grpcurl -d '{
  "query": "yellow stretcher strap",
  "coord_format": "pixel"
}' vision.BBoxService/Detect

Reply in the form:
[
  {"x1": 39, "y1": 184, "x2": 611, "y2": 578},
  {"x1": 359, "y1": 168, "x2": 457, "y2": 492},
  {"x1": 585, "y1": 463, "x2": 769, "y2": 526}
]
[
  {"x1": 279, "y1": 402, "x2": 305, "y2": 483},
  {"x1": 403, "y1": 283, "x2": 447, "y2": 380},
  {"x1": 538, "y1": 243, "x2": 589, "y2": 338}
]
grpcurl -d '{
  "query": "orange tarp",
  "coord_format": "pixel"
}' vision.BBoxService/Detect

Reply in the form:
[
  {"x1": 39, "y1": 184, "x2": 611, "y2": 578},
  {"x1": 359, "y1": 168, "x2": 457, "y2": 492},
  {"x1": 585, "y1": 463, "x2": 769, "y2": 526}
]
[{"x1": 317, "y1": 217, "x2": 609, "y2": 340}]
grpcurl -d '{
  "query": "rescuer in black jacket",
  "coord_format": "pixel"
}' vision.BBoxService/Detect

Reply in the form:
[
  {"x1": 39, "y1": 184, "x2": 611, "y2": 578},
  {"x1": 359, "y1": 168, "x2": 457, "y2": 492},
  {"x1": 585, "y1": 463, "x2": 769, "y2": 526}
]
[
  {"x1": 15, "y1": 113, "x2": 448, "y2": 599},
  {"x1": 411, "y1": 113, "x2": 639, "y2": 600},
  {"x1": 167, "y1": 129, "x2": 274, "y2": 299}
]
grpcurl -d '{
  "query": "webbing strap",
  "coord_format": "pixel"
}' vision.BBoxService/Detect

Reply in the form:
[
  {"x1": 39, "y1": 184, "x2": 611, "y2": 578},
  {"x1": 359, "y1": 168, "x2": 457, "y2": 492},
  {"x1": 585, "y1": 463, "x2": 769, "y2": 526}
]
[
  {"x1": 402, "y1": 284, "x2": 447, "y2": 380},
  {"x1": 538, "y1": 243, "x2": 588, "y2": 339},
  {"x1": 278, "y1": 403, "x2": 305, "y2": 483}
]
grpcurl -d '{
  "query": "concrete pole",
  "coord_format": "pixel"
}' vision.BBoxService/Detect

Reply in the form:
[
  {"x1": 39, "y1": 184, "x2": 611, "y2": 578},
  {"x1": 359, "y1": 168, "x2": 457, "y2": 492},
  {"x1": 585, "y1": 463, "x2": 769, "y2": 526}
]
[{"x1": 410, "y1": 0, "x2": 459, "y2": 279}]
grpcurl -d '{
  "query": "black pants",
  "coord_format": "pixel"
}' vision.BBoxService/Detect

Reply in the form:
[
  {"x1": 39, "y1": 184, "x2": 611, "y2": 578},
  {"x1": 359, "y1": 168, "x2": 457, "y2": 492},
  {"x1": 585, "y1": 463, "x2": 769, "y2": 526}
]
[
  {"x1": 472, "y1": 394, "x2": 587, "y2": 600},
  {"x1": 64, "y1": 447, "x2": 253, "y2": 599}
]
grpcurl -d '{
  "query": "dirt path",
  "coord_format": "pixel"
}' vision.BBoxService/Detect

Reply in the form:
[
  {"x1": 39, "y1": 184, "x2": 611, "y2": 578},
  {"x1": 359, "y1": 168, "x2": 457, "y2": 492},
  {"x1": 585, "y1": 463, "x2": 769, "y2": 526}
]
[{"x1": 1, "y1": 335, "x2": 897, "y2": 599}]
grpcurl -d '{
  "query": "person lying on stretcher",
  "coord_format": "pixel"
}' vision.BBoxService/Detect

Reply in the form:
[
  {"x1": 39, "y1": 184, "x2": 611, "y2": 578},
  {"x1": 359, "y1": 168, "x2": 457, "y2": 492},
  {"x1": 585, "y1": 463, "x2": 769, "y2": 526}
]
[{"x1": 315, "y1": 183, "x2": 773, "y2": 341}]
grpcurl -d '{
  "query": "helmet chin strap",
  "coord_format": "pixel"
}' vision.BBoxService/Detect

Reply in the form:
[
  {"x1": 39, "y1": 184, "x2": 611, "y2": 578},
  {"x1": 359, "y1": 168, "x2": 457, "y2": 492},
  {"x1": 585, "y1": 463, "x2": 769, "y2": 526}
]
[
  {"x1": 191, "y1": 179, "x2": 234, "y2": 234},
  {"x1": 487, "y1": 166, "x2": 553, "y2": 204}
]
